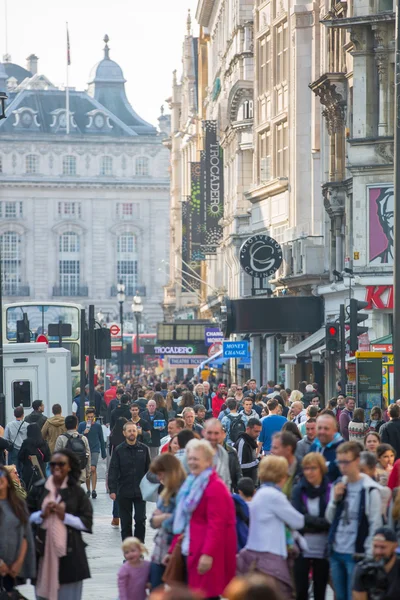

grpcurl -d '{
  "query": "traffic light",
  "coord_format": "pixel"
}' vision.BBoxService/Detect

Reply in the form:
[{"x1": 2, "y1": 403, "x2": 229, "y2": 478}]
[
  {"x1": 349, "y1": 298, "x2": 369, "y2": 352},
  {"x1": 95, "y1": 327, "x2": 111, "y2": 359},
  {"x1": 325, "y1": 323, "x2": 340, "y2": 352},
  {"x1": 16, "y1": 314, "x2": 30, "y2": 343}
]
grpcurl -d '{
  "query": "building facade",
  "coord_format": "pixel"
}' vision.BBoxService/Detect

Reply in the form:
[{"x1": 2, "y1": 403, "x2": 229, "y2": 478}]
[{"x1": 0, "y1": 38, "x2": 170, "y2": 329}]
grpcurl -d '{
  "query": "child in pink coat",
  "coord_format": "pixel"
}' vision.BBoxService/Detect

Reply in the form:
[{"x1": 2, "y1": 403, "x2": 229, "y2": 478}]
[{"x1": 118, "y1": 537, "x2": 150, "y2": 600}]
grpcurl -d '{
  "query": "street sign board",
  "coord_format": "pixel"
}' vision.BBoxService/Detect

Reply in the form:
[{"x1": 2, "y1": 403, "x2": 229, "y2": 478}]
[
  {"x1": 223, "y1": 341, "x2": 250, "y2": 358},
  {"x1": 205, "y1": 327, "x2": 224, "y2": 346},
  {"x1": 168, "y1": 356, "x2": 206, "y2": 367},
  {"x1": 109, "y1": 324, "x2": 121, "y2": 337},
  {"x1": 208, "y1": 343, "x2": 222, "y2": 358}
]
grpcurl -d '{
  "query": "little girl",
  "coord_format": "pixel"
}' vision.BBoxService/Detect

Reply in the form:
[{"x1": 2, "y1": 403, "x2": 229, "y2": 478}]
[{"x1": 118, "y1": 537, "x2": 151, "y2": 600}]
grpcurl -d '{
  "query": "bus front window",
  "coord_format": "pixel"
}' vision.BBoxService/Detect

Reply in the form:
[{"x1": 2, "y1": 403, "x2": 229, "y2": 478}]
[{"x1": 6, "y1": 305, "x2": 79, "y2": 341}]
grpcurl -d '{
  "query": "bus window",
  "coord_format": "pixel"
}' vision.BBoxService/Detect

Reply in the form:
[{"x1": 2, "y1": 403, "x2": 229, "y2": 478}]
[
  {"x1": 62, "y1": 342, "x2": 79, "y2": 367},
  {"x1": 6, "y1": 305, "x2": 79, "y2": 341},
  {"x1": 13, "y1": 380, "x2": 32, "y2": 408}
]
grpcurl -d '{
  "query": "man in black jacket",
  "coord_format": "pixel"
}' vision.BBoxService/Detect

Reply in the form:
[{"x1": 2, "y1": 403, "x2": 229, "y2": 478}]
[
  {"x1": 380, "y1": 403, "x2": 400, "y2": 459},
  {"x1": 25, "y1": 400, "x2": 47, "y2": 429},
  {"x1": 108, "y1": 422, "x2": 150, "y2": 541},
  {"x1": 140, "y1": 399, "x2": 166, "y2": 459},
  {"x1": 110, "y1": 394, "x2": 132, "y2": 430},
  {"x1": 235, "y1": 418, "x2": 262, "y2": 484}
]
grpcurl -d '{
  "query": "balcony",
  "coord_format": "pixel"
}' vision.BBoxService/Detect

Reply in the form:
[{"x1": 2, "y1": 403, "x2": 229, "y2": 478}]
[
  {"x1": 110, "y1": 285, "x2": 146, "y2": 298},
  {"x1": 3, "y1": 284, "x2": 30, "y2": 297},
  {"x1": 53, "y1": 286, "x2": 89, "y2": 297}
]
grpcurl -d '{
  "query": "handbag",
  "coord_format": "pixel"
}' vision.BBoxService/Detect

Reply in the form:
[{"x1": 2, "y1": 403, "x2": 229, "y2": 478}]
[
  {"x1": 0, "y1": 579, "x2": 29, "y2": 600},
  {"x1": 139, "y1": 472, "x2": 160, "y2": 502},
  {"x1": 162, "y1": 535, "x2": 185, "y2": 585}
]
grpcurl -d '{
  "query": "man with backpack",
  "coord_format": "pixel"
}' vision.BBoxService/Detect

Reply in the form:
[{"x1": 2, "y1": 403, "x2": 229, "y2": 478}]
[
  {"x1": 54, "y1": 415, "x2": 90, "y2": 484},
  {"x1": 221, "y1": 399, "x2": 247, "y2": 446}
]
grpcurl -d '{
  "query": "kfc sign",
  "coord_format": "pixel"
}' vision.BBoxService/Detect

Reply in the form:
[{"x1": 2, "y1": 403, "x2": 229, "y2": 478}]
[{"x1": 365, "y1": 285, "x2": 393, "y2": 310}]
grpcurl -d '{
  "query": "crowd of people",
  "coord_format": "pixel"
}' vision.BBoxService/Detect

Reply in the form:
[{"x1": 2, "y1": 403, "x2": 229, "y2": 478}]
[{"x1": 1, "y1": 376, "x2": 400, "y2": 600}]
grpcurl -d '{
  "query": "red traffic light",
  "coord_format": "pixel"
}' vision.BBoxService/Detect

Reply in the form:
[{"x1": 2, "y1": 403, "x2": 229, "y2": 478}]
[{"x1": 328, "y1": 325, "x2": 338, "y2": 336}]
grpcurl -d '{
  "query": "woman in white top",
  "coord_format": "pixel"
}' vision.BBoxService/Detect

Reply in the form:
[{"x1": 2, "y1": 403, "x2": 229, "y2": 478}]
[{"x1": 237, "y1": 455, "x2": 304, "y2": 599}]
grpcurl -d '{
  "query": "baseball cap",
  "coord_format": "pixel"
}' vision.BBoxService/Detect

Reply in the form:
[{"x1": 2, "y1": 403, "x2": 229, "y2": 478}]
[{"x1": 373, "y1": 527, "x2": 397, "y2": 542}]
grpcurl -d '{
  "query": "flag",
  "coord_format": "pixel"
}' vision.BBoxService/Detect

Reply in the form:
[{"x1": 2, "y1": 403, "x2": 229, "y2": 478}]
[{"x1": 66, "y1": 24, "x2": 71, "y2": 65}]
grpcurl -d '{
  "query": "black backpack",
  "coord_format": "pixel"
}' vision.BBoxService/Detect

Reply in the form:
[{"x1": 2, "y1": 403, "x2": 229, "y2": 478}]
[
  {"x1": 64, "y1": 433, "x2": 88, "y2": 470},
  {"x1": 229, "y1": 414, "x2": 246, "y2": 443}
]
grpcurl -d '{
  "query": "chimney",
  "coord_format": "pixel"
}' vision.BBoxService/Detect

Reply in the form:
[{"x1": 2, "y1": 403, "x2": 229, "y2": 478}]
[{"x1": 26, "y1": 54, "x2": 38, "y2": 75}]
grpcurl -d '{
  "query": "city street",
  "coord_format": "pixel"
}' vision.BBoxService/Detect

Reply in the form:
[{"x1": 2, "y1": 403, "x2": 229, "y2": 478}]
[{"x1": 19, "y1": 460, "x2": 156, "y2": 600}]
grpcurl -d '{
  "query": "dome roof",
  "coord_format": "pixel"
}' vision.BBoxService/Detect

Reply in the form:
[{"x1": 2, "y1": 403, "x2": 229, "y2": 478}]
[{"x1": 88, "y1": 35, "x2": 126, "y2": 84}]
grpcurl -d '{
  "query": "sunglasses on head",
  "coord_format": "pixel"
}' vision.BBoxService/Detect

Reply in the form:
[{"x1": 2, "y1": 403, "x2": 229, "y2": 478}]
[{"x1": 49, "y1": 461, "x2": 68, "y2": 468}]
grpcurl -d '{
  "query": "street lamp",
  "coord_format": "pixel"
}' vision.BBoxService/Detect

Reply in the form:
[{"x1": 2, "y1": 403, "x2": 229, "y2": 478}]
[
  {"x1": 132, "y1": 292, "x2": 143, "y2": 376},
  {"x1": 0, "y1": 91, "x2": 7, "y2": 120},
  {"x1": 117, "y1": 281, "x2": 126, "y2": 378}
]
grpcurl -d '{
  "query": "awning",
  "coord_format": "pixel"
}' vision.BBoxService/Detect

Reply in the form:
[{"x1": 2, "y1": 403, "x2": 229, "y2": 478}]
[
  {"x1": 280, "y1": 327, "x2": 326, "y2": 365},
  {"x1": 198, "y1": 350, "x2": 222, "y2": 372},
  {"x1": 209, "y1": 356, "x2": 229, "y2": 368}
]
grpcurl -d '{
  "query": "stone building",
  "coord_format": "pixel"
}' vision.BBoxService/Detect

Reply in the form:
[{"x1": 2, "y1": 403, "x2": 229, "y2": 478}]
[{"x1": 0, "y1": 37, "x2": 170, "y2": 329}]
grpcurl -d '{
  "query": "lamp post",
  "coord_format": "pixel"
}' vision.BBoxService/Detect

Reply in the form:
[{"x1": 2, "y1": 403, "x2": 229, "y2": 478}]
[
  {"x1": 132, "y1": 292, "x2": 143, "y2": 376},
  {"x1": 117, "y1": 281, "x2": 126, "y2": 378}
]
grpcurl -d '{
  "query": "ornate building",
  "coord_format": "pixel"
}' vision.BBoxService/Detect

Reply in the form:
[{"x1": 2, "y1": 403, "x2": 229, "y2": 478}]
[{"x1": 0, "y1": 37, "x2": 170, "y2": 328}]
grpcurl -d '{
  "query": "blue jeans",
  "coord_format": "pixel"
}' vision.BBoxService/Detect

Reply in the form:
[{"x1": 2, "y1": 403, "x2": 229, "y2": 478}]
[
  {"x1": 149, "y1": 562, "x2": 165, "y2": 589},
  {"x1": 113, "y1": 500, "x2": 119, "y2": 518},
  {"x1": 330, "y1": 551, "x2": 355, "y2": 600},
  {"x1": 7, "y1": 448, "x2": 21, "y2": 473}
]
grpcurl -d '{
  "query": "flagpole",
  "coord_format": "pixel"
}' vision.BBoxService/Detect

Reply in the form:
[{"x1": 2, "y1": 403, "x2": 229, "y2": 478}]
[{"x1": 66, "y1": 22, "x2": 70, "y2": 135}]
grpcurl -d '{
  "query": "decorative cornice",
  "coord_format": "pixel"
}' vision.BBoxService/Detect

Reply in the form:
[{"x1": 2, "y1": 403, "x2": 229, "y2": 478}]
[{"x1": 0, "y1": 180, "x2": 170, "y2": 191}]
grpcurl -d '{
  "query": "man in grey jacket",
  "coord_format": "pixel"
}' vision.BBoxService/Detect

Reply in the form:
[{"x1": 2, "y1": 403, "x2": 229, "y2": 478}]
[
  {"x1": 4, "y1": 406, "x2": 28, "y2": 472},
  {"x1": 203, "y1": 418, "x2": 232, "y2": 489},
  {"x1": 296, "y1": 418, "x2": 317, "y2": 462}
]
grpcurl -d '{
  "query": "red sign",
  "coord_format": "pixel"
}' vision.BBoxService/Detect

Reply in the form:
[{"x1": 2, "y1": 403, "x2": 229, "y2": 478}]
[
  {"x1": 365, "y1": 286, "x2": 393, "y2": 310},
  {"x1": 208, "y1": 343, "x2": 222, "y2": 358},
  {"x1": 109, "y1": 324, "x2": 121, "y2": 337},
  {"x1": 36, "y1": 334, "x2": 48, "y2": 344}
]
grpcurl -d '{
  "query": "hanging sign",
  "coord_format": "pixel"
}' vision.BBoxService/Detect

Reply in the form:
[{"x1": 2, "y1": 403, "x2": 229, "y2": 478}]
[{"x1": 239, "y1": 234, "x2": 283, "y2": 279}]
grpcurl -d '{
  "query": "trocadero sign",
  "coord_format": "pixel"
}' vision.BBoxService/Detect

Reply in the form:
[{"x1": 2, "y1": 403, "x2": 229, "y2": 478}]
[{"x1": 239, "y1": 235, "x2": 283, "y2": 278}]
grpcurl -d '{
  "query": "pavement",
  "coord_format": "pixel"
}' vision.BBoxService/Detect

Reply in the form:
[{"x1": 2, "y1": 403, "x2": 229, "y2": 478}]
[{"x1": 19, "y1": 459, "x2": 156, "y2": 600}]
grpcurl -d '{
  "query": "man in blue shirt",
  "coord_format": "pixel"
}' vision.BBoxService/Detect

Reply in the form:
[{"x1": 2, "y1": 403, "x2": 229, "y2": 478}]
[
  {"x1": 78, "y1": 407, "x2": 106, "y2": 498},
  {"x1": 257, "y1": 398, "x2": 287, "y2": 454}
]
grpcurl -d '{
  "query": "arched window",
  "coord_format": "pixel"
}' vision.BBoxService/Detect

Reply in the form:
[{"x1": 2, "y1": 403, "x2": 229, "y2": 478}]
[
  {"x1": 100, "y1": 156, "x2": 113, "y2": 176},
  {"x1": 0, "y1": 231, "x2": 21, "y2": 294},
  {"x1": 135, "y1": 156, "x2": 149, "y2": 177},
  {"x1": 25, "y1": 154, "x2": 39, "y2": 174},
  {"x1": 117, "y1": 234, "x2": 138, "y2": 295},
  {"x1": 62, "y1": 155, "x2": 77, "y2": 176},
  {"x1": 59, "y1": 232, "x2": 80, "y2": 295}
]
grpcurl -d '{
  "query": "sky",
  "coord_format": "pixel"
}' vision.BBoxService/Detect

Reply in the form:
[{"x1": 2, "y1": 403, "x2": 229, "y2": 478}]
[{"x1": 2, "y1": 0, "x2": 199, "y2": 126}]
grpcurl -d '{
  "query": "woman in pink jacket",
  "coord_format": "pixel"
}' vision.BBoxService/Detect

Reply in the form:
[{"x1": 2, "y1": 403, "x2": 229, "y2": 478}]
[{"x1": 171, "y1": 438, "x2": 236, "y2": 599}]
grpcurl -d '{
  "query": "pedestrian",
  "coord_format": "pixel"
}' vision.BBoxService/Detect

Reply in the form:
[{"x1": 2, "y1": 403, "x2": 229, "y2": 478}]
[
  {"x1": 271, "y1": 432, "x2": 302, "y2": 498},
  {"x1": 3, "y1": 407, "x2": 28, "y2": 472},
  {"x1": 153, "y1": 392, "x2": 169, "y2": 423},
  {"x1": 222, "y1": 430, "x2": 243, "y2": 493},
  {"x1": 182, "y1": 407, "x2": 203, "y2": 436},
  {"x1": 364, "y1": 431, "x2": 380, "y2": 453},
  {"x1": 41, "y1": 404, "x2": 67, "y2": 454},
  {"x1": 4, "y1": 464, "x2": 27, "y2": 500},
  {"x1": 291, "y1": 453, "x2": 331, "y2": 600},
  {"x1": 129, "y1": 403, "x2": 151, "y2": 444},
  {"x1": 148, "y1": 453, "x2": 186, "y2": 589},
  {"x1": 298, "y1": 405, "x2": 319, "y2": 437},
  {"x1": 289, "y1": 401, "x2": 307, "y2": 426},
  {"x1": 0, "y1": 431, "x2": 11, "y2": 466},
  {"x1": 237, "y1": 455, "x2": 305, "y2": 599},
  {"x1": 335, "y1": 394, "x2": 346, "y2": 423},
  {"x1": 388, "y1": 457, "x2": 400, "y2": 490},
  {"x1": 232, "y1": 477, "x2": 255, "y2": 551},
  {"x1": 239, "y1": 398, "x2": 259, "y2": 420},
  {"x1": 165, "y1": 392, "x2": 178, "y2": 419},
  {"x1": 379, "y1": 403, "x2": 400, "y2": 458},
  {"x1": 338, "y1": 396, "x2": 355, "y2": 441},
  {"x1": 194, "y1": 404, "x2": 206, "y2": 427},
  {"x1": 25, "y1": 399, "x2": 47, "y2": 430},
  {"x1": 367, "y1": 406, "x2": 385, "y2": 433},
  {"x1": 178, "y1": 391, "x2": 195, "y2": 412},
  {"x1": 117, "y1": 537, "x2": 151, "y2": 600},
  {"x1": 221, "y1": 399, "x2": 248, "y2": 446},
  {"x1": 296, "y1": 418, "x2": 317, "y2": 461},
  {"x1": 0, "y1": 465, "x2": 36, "y2": 594},
  {"x1": 160, "y1": 418, "x2": 185, "y2": 453},
  {"x1": 302, "y1": 384, "x2": 319, "y2": 408},
  {"x1": 376, "y1": 443, "x2": 396, "y2": 486},
  {"x1": 110, "y1": 394, "x2": 132, "y2": 430},
  {"x1": 28, "y1": 448, "x2": 93, "y2": 599},
  {"x1": 168, "y1": 434, "x2": 180, "y2": 455},
  {"x1": 109, "y1": 417, "x2": 128, "y2": 529},
  {"x1": 308, "y1": 414, "x2": 344, "y2": 482},
  {"x1": 224, "y1": 573, "x2": 285, "y2": 600},
  {"x1": 84, "y1": 384, "x2": 104, "y2": 419},
  {"x1": 234, "y1": 418, "x2": 262, "y2": 484},
  {"x1": 257, "y1": 398, "x2": 287, "y2": 455},
  {"x1": 108, "y1": 422, "x2": 150, "y2": 541},
  {"x1": 348, "y1": 408, "x2": 369, "y2": 445},
  {"x1": 18, "y1": 423, "x2": 50, "y2": 490},
  {"x1": 203, "y1": 419, "x2": 232, "y2": 489},
  {"x1": 281, "y1": 421, "x2": 302, "y2": 442},
  {"x1": 325, "y1": 441, "x2": 383, "y2": 600},
  {"x1": 141, "y1": 399, "x2": 166, "y2": 460},
  {"x1": 54, "y1": 415, "x2": 91, "y2": 485},
  {"x1": 78, "y1": 408, "x2": 106, "y2": 499},
  {"x1": 169, "y1": 438, "x2": 237, "y2": 599},
  {"x1": 106, "y1": 387, "x2": 125, "y2": 426},
  {"x1": 212, "y1": 384, "x2": 228, "y2": 418}
]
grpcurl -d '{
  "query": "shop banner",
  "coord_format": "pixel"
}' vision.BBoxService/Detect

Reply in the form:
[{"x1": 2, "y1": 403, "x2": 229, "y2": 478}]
[
  {"x1": 201, "y1": 120, "x2": 224, "y2": 254},
  {"x1": 190, "y1": 163, "x2": 205, "y2": 261}
]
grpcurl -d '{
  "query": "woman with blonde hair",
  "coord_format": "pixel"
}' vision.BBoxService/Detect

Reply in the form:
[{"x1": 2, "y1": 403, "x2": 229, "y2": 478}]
[
  {"x1": 149, "y1": 453, "x2": 186, "y2": 589},
  {"x1": 289, "y1": 390, "x2": 303, "y2": 405},
  {"x1": 4, "y1": 464, "x2": 27, "y2": 500},
  {"x1": 237, "y1": 455, "x2": 304, "y2": 599}
]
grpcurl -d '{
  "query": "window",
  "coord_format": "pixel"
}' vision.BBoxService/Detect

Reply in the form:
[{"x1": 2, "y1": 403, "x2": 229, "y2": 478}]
[
  {"x1": 100, "y1": 156, "x2": 113, "y2": 176},
  {"x1": 136, "y1": 157, "x2": 149, "y2": 176},
  {"x1": 116, "y1": 203, "x2": 139, "y2": 219},
  {"x1": 0, "y1": 231, "x2": 21, "y2": 294},
  {"x1": 0, "y1": 202, "x2": 23, "y2": 219},
  {"x1": 26, "y1": 154, "x2": 39, "y2": 174},
  {"x1": 259, "y1": 129, "x2": 271, "y2": 181},
  {"x1": 59, "y1": 232, "x2": 80, "y2": 253},
  {"x1": 276, "y1": 21, "x2": 288, "y2": 84},
  {"x1": 59, "y1": 231, "x2": 80, "y2": 295},
  {"x1": 276, "y1": 120, "x2": 289, "y2": 177},
  {"x1": 62, "y1": 155, "x2": 76, "y2": 176},
  {"x1": 58, "y1": 202, "x2": 81, "y2": 219},
  {"x1": 117, "y1": 234, "x2": 138, "y2": 294}
]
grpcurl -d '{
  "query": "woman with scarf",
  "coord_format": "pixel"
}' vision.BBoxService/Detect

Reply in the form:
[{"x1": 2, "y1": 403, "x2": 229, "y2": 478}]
[
  {"x1": 27, "y1": 448, "x2": 93, "y2": 600},
  {"x1": 237, "y1": 455, "x2": 304, "y2": 599},
  {"x1": 18, "y1": 423, "x2": 51, "y2": 491},
  {"x1": 291, "y1": 453, "x2": 331, "y2": 600},
  {"x1": 0, "y1": 465, "x2": 35, "y2": 594},
  {"x1": 169, "y1": 438, "x2": 236, "y2": 599}
]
